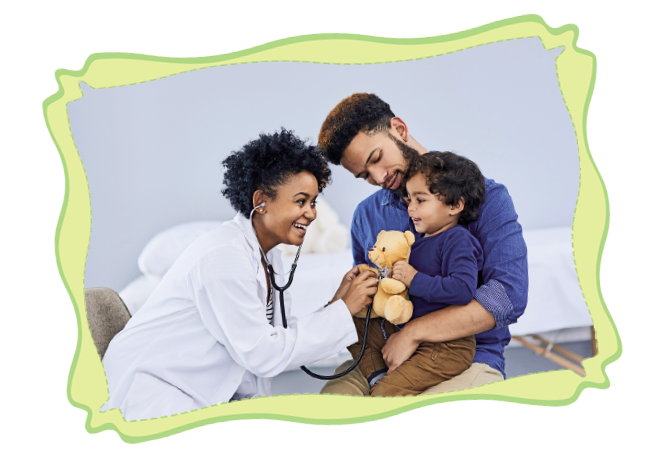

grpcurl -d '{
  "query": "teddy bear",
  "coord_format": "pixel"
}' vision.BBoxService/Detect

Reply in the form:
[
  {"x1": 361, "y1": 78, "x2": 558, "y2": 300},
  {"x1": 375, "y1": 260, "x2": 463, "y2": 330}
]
[{"x1": 357, "y1": 230, "x2": 416, "y2": 325}]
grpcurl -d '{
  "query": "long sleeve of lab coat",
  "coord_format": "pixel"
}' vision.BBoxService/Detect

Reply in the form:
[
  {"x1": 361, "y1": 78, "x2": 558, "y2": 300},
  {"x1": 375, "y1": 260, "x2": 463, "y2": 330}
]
[{"x1": 186, "y1": 244, "x2": 358, "y2": 378}]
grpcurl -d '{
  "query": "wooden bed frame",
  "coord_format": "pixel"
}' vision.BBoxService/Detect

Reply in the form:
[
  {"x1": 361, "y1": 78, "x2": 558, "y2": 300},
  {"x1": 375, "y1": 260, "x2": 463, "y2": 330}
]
[{"x1": 511, "y1": 327, "x2": 596, "y2": 377}]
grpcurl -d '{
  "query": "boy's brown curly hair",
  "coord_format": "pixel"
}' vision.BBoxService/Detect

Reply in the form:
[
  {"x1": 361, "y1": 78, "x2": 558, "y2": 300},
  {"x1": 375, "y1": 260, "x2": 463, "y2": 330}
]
[{"x1": 406, "y1": 152, "x2": 486, "y2": 225}]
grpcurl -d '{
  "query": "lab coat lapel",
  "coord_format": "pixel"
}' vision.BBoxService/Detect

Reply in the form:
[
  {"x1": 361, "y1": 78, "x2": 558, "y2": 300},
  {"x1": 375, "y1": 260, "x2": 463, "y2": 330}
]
[
  {"x1": 234, "y1": 213, "x2": 262, "y2": 254},
  {"x1": 233, "y1": 214, "x2": 268, "y2": 303},
  {"x1": 233, "y1": 213, "x2": 287, "y2": 327}
]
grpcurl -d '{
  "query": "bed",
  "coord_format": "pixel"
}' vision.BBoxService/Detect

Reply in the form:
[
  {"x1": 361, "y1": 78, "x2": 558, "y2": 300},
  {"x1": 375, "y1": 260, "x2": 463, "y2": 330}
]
[{"x1": 119, "y1": 220, "x2": 593, "y2": 374}]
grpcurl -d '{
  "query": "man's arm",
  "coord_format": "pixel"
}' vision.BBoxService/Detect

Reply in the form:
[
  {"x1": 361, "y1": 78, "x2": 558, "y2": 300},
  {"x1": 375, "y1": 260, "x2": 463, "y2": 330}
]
[
  {"x1": 471, "y1": 180, "x2": 528, "y2": 328},
  {"x1": 382, "y1": 300, "x2": 494, "y2": 372},
  {"x1": 408, "y1": 301, "x2": 496, "y2": 341}
]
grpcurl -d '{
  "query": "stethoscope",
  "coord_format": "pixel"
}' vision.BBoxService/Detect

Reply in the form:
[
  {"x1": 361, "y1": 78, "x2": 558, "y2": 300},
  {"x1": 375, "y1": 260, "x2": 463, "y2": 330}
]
[{"x1": 250, "y1": 202, "x2": 371, "y2": 380}]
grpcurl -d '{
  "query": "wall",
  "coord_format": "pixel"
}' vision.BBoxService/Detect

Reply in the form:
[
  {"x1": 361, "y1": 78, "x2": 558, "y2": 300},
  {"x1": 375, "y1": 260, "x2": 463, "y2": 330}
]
[{"x1": 67, "y1": 37, "x2": 577, "y2": 290}]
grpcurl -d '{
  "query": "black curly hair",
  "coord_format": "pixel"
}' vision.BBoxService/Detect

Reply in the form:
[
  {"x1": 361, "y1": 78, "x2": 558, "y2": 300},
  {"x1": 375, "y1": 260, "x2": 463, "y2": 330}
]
[
  {"x1": 405, "y1": 151, "x2": 486, "y2": 225},
  {"x1": 318, "y1": 93, "x2": 395, "y2": 165},
  {"x1": 222, "y1": 128, "x2": 332, "y2": 216}
]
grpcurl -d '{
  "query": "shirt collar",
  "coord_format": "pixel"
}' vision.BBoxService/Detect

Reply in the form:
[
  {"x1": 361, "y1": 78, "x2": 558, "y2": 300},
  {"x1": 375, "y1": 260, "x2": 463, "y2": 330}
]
[
  {"x1": 380, "y1": 189, "x2": 408, "y2": 210},
  {"x1": 233, "y1": 213, "x2": 281, "y2": 264}
]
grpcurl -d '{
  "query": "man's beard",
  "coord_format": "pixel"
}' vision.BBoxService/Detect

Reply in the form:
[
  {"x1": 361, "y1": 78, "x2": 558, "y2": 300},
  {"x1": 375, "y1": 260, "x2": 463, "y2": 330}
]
[{"x1": 386, "y1": 132, "x2": 420, "y2": 197}]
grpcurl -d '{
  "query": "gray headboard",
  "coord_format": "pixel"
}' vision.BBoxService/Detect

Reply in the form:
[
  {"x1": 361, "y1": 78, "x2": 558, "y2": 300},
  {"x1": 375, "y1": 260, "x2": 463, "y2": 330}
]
[{"x1": 68, "y1": 37, "x2": 578, "y2": 291}]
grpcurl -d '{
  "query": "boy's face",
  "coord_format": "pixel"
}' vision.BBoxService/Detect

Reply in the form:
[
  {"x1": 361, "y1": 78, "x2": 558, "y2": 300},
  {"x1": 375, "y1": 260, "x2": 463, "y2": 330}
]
[
  {"x1": 340, "y1": 129, "x2": 416, "y2": 190},
  {"x1": 406, "y1": 173, "x2": 461, "y2": 238}
]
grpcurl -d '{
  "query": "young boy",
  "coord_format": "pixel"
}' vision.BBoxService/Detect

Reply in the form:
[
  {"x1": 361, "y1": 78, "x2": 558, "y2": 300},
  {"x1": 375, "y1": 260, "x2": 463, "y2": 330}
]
[{"x1": 348, "y1": 151, "x2": 486, "y2": 397}]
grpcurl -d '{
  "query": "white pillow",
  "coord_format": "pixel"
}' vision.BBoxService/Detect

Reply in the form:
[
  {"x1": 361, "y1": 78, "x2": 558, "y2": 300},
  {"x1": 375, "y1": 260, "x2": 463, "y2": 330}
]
[
  {"x1": 119, "y1": 275, "x2": 159, "y2": 315},
  {"x1": 138, "y1": 221, "x2": 224, "y2": 281}
]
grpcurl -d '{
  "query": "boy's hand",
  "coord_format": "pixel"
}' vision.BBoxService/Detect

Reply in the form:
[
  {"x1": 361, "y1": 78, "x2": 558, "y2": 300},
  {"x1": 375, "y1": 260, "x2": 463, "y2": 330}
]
[{"x1": 392, "y1": 260, "x2": 418, "y2": 288}]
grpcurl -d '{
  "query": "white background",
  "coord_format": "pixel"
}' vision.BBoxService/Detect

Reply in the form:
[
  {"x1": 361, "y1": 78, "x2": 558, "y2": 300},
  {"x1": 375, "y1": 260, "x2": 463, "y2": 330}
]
[{"x1": 1, "y1": 1, "x2": 646, "y2": 461}]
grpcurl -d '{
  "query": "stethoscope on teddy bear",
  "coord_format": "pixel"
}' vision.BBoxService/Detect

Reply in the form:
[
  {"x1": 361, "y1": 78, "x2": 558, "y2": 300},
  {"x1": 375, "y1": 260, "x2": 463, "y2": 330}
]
[{"x1": 250, "y1": 202, "x2": 371, "y2": 380}]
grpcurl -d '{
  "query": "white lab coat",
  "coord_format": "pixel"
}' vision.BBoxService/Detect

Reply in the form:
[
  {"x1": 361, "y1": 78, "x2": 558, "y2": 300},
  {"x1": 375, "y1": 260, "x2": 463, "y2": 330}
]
[{"x1": 101, "y1": 213, "x2": 358, "y2": 421}]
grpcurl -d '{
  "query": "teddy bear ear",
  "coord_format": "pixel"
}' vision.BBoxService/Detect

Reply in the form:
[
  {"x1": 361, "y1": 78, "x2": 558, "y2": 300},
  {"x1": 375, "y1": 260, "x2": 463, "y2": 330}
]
[
  {"x1": 377, "y1": 230, "x2": 387, "y2": 241},
  {"x1": 404, "y1": 230, "x2": 415, "y2": 246}
]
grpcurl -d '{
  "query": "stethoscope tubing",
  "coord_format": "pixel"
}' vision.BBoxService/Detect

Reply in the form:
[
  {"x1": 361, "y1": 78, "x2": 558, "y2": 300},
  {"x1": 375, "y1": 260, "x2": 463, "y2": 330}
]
[
  {"x1": 268, "y1": 263, "x2": 372, "y2": 380},
  {"x1": 251, "y1": 203, "x2": 370, "y2": 380}
]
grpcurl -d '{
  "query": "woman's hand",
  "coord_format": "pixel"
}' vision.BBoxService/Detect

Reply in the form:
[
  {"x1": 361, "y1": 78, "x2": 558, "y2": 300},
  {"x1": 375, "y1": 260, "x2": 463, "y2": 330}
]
[
  {"x1": 341, "y1": 270, "x2": 379, "y2": 315},
  {"x1": 330, "y1": 265, "x2": 363, "y2": 305},
  {"x1": 392, "y1": 260, "x2": 418, "y2": 288}
]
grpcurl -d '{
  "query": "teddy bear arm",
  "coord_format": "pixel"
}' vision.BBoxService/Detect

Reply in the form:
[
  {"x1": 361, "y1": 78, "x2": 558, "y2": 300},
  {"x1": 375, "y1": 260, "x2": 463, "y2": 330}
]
[{"x1": 381, "y1": 278, "x2": 406, "y2": 294}]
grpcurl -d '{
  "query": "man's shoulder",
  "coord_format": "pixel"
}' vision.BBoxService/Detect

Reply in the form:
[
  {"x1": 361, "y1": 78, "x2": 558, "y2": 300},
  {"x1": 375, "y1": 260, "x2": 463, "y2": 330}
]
[
  {"x1": 471, "y1": 177, "x2": 521, "y2": 237},
  {"x1": 482, "y1": 177, "x2": 513, "y2": 209},
  {"x1": 484, "y1": 177, "x2": 509, "y2": 197},
  {"x1": 484, "y1": 177, "x2": 501, "y2": 193}
]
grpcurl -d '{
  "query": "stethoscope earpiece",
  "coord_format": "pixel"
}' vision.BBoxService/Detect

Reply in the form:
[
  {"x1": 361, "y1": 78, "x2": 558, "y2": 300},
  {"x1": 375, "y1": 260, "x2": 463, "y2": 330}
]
[{"x1": 250, "y1": 202, "x2": 268, "y2": 217}]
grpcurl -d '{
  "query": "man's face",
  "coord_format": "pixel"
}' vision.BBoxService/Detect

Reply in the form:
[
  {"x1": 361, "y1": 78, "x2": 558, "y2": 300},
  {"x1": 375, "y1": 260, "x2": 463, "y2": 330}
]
[{"x1": 341, "y1": 129, "x2": 419, "y2": 191}]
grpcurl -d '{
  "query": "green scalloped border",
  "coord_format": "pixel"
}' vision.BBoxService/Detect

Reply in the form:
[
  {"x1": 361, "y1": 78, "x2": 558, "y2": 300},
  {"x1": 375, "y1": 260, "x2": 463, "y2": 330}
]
[{"x1": 43, "y1": 14, "x2": 620, "y2": 443}]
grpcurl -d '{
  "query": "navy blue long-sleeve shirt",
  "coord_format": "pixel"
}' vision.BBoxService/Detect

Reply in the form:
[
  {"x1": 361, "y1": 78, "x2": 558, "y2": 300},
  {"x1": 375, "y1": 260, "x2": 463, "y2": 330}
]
[
  {"x1": 351, "y1": 178, "x2": 528, "y2": 376},
  {"x1": 409, "y1": 226, "x2": 484, "y2": 319}
]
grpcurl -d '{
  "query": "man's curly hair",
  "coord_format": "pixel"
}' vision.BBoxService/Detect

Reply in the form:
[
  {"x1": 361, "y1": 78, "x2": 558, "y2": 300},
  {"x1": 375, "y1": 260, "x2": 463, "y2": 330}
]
[
  {"x1": 222, "y1": 128, "x2": 331, "y2": 216},
  {"x1": 406, "y1": 152, "x2": 486, "y2": 225},
  {"x1": 318, "y1": 93, "x2": 395, "y2": 165}
]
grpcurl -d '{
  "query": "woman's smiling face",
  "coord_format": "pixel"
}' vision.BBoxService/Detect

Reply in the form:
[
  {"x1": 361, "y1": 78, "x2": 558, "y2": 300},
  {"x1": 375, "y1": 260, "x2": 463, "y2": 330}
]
[{"x1": 254, "y1": 170, "x2": 319, "y2": 252}]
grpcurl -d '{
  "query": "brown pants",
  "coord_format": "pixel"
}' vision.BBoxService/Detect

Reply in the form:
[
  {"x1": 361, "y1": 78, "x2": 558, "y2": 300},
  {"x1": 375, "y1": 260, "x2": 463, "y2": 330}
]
[{"x1": 348, "y1": 317, "x2": 476, "y2": 397}]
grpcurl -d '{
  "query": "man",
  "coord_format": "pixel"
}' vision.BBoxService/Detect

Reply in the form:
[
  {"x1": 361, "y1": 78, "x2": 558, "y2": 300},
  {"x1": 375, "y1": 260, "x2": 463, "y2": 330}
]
[{"x1": 318, "y1": 93, "x2": 528, "y2": 395}]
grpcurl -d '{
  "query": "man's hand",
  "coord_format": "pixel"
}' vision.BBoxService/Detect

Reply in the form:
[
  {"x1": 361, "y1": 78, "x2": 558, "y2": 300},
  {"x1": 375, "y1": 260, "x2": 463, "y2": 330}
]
[
  {"x1": 392, "y1": 260, "x2": 418, "y2": 288},
  {"x1": 381, "y1": 327, "x2": 420, "y2": 373}
]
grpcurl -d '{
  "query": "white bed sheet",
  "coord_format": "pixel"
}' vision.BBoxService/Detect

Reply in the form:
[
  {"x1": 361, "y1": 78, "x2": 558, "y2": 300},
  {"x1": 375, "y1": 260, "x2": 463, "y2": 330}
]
[
  {"x1": 119, "y1": 226, "x2": 592, "y2": 362},
  {"x1": 512, "y1": 226, "x2": 592, "y2": 335}
]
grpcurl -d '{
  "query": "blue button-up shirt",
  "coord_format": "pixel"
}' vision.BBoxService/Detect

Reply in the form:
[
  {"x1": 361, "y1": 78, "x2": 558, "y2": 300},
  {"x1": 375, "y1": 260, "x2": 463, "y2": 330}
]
[{"x1": 350, "y1": 178, "x2": 528, "y2": 377}]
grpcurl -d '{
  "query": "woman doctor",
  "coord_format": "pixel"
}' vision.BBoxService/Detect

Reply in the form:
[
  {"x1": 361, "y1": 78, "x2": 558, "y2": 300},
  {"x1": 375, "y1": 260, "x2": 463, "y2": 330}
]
[{"x1": 101, "y1": 129, "x2": 377, "y2": 421}]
